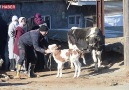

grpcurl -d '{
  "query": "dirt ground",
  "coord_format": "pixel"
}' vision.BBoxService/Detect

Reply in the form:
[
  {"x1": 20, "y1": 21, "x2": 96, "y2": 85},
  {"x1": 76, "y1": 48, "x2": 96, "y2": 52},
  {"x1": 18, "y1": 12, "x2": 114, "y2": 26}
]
[{"x1": 1, "y1": 37, "x2": 129, "y2": 90}]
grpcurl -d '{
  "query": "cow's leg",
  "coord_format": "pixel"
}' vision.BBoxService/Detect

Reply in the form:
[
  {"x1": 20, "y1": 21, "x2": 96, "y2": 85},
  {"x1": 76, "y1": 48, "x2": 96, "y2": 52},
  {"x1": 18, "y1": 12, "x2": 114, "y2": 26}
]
[
  {"x1": 70, "y1": 56, "x2": 74, "y2": 69},
  {"x1": 97, "y1": 51, "x2": 102, "y2": 68},
  {"x1": 92, "y1": 50, "x2": 98, "y2": 72},
  {"x1": 59, "y1": 63, "x2": 63, "y2": 78},
  {"x1": 56, "y1": 63, "x2": 60, "y2": 77},
  {"x1": 73, "y1": 61, "x2": 78, "y2": 78},
  {"x1": 82, "y1": 55, "x2": 86, "y2": 65},
  {"x1": 97, "y1": 57, "x2": 101, "y2": 68},
  {"x1": 77, "y1": 61, "x2": 81, "y2": 77},
  {"x1": 70, "y1": 61, "x2": 74, "y2": 69}
]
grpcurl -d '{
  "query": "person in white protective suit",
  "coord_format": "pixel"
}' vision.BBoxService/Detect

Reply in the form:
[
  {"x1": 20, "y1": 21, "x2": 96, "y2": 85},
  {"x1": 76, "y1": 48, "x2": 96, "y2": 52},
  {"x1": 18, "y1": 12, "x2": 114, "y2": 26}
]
[{"x1": 8, "y1": 15, "x2": 18, "y2": 71}]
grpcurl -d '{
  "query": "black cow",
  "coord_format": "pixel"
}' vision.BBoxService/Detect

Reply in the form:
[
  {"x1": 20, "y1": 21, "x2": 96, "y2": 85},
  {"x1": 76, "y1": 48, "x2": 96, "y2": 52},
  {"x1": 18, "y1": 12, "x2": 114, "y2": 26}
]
[{"x1": 67, "y1": 27, "x2": 104, "y2": 71}]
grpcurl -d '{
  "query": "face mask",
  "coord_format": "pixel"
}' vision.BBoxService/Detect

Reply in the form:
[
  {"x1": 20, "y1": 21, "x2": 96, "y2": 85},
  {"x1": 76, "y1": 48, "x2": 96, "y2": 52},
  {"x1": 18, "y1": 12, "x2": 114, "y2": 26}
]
[
  {"x1": 13, "y1": 21, "x2": 18, "y2": 26},
  {"x1": 15, "y1": 22, "x2": 19, "y2": 26}
]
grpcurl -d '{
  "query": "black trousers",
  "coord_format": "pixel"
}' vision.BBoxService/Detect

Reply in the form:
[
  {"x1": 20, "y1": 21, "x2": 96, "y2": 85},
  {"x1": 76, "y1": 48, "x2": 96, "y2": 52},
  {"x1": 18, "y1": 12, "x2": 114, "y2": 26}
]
[{"x1": 18, "y1": 42, "x2": 37, "y2": 66}]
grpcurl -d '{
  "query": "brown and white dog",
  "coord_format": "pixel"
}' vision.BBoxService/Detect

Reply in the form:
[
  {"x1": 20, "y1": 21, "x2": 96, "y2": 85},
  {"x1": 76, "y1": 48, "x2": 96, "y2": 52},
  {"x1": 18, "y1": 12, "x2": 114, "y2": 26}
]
[{"x1": 48, "y1": 44, "x2": 86, "y2": 78}]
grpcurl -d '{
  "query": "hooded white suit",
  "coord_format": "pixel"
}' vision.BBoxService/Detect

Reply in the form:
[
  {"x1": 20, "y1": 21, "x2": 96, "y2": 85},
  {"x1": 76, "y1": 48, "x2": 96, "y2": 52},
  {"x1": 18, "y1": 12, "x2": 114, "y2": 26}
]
[{"x1": 8, "y1": 15, "x2": 18, "y2": 59}]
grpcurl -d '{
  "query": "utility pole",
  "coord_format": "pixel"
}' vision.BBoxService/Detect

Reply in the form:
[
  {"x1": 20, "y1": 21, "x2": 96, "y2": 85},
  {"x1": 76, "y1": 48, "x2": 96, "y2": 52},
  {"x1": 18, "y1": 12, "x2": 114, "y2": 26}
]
[
  {"x1": 123, "y1": 0, "x2": 129, "y2": 67},
  {"x1": 96, "y1": 0, "x2": 104, "y2": 35},
  {"x1": 96, "y1": 0, "x2": 105, "y2": 62}
]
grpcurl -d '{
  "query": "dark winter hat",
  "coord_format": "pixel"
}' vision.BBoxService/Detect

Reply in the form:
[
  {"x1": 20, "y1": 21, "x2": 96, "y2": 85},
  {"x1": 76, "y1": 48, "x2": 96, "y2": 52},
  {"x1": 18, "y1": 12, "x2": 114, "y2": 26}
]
[
  {"x1": 34, "y1": 13, "x2": 43, "y2": 25},
  {"x1": 39, "y1": 24, "x2": 49, "y2": 32}
]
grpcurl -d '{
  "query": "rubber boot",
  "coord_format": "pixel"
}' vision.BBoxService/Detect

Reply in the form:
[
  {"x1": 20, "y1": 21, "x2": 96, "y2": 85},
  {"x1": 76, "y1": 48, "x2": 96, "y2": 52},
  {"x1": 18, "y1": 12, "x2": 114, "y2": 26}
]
[
  {"x1": 14, "y1": 64, "x2": 21, "y2": 79},
  {"x1": 28, "y1": 63, "x2": 38, "y2": 78},
  {"x1": 9, "y1": 59, "x2": 16, "y2": 71}
]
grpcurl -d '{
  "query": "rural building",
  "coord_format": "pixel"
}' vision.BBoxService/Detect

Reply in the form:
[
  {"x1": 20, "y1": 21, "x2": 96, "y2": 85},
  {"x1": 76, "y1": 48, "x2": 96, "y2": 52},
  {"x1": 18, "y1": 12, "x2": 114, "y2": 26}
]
[{"x1": 0, "y1": 0, "x2": 123, "y2": 69}]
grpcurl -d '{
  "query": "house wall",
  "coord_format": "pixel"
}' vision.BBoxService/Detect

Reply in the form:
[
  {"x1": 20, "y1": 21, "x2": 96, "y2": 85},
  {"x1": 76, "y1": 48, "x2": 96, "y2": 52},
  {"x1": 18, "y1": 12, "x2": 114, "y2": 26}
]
[
  {"x1": 0, "y1": 1, "x2": 96, "y2": 29},
  {"x1": 0, "y1": 1, "x2": 96, "y2": 66}
]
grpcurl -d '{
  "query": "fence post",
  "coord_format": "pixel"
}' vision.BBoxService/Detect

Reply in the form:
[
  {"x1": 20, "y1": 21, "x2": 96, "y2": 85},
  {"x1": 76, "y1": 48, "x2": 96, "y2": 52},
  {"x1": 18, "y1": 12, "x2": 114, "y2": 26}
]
[{"x1": 123, "y1": 0, "x2": 129, "y2": 67}]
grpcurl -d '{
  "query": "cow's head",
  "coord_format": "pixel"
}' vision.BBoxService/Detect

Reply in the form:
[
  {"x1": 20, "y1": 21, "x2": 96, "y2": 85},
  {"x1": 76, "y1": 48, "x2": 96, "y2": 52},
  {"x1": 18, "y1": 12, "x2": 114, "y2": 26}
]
[
  {"x1": 88, "y1": 36, "x2": 98, "y2": 46},
  {"x1": 87, "y1": 27, "x2": 98, "y2": 46},
  {"x1": 88, "y1": 32, "x2": 104, "y2": 50},
  {"x1": 48, "y1": 44, "x2": 61, "y2": 53}
]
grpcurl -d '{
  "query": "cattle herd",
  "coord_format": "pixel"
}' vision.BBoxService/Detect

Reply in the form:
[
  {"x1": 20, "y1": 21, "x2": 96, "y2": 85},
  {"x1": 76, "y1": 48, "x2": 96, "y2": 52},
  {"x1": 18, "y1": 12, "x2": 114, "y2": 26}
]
[{"x1": 48, "y1": 26, "x2": 105, "y2": 78}]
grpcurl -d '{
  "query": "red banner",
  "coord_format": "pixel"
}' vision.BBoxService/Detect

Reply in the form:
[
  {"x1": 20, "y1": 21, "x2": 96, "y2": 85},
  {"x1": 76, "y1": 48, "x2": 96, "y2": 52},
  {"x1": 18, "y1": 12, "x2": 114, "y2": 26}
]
[{"x1": 1, "y1": 4, "x2": 16, "y2": 10}]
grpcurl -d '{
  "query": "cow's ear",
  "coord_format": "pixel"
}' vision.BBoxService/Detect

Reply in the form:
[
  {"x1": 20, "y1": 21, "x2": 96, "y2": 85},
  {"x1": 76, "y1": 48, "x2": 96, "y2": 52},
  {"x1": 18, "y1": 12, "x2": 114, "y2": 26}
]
[
  {"x1": 86, "y1": 38, "x2": 88, "y2": 41},
  {"x1": 96, "y1": 36, "x2": 101, "y2": 41},
  {"x1": 58, "y1": 45, "x2": 61, "y2": 48}
]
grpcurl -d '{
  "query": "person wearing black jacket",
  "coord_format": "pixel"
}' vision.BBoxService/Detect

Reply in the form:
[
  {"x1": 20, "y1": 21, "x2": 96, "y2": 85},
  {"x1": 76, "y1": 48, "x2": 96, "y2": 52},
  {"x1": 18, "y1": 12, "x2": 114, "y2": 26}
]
[
  {"x1": 14, "y1": 25, "x2": 51, "y2": 79},
  {"x1": 27, "y1": 13, "x2": 46, "y2": 71}
]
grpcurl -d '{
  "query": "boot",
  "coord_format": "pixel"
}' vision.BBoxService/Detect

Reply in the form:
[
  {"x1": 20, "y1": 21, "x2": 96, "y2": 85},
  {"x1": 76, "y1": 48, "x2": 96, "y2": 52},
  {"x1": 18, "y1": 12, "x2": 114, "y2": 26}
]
[
  {"x1": 10, "y1": 59, "x2": 16, "y2": 71},
  {"x1": 28, "y1": 63, "x2": 38, "y2": 78},
  {"x1": 14, "y1": 64, "x2": 21, "y2": 79}
]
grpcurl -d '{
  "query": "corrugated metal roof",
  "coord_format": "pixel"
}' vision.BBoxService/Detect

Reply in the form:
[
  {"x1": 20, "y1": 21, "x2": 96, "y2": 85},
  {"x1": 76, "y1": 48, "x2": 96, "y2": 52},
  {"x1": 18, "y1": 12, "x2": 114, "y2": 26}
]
[
  {"x1": 0, "y1": 0, "x2": 63, "y2": 3},
  {"x1": 68, "y1": 0, "x2": 121, "y2": 1},
  {"x1": 68, "y1": 0, "x2": 123, "y2": 15},
  {"x1": 68, "y1": 0, "x2": 122, "y2": 6},
  {"x1": 104, "y1": 1, "x2": 123, "y2": 15}
]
